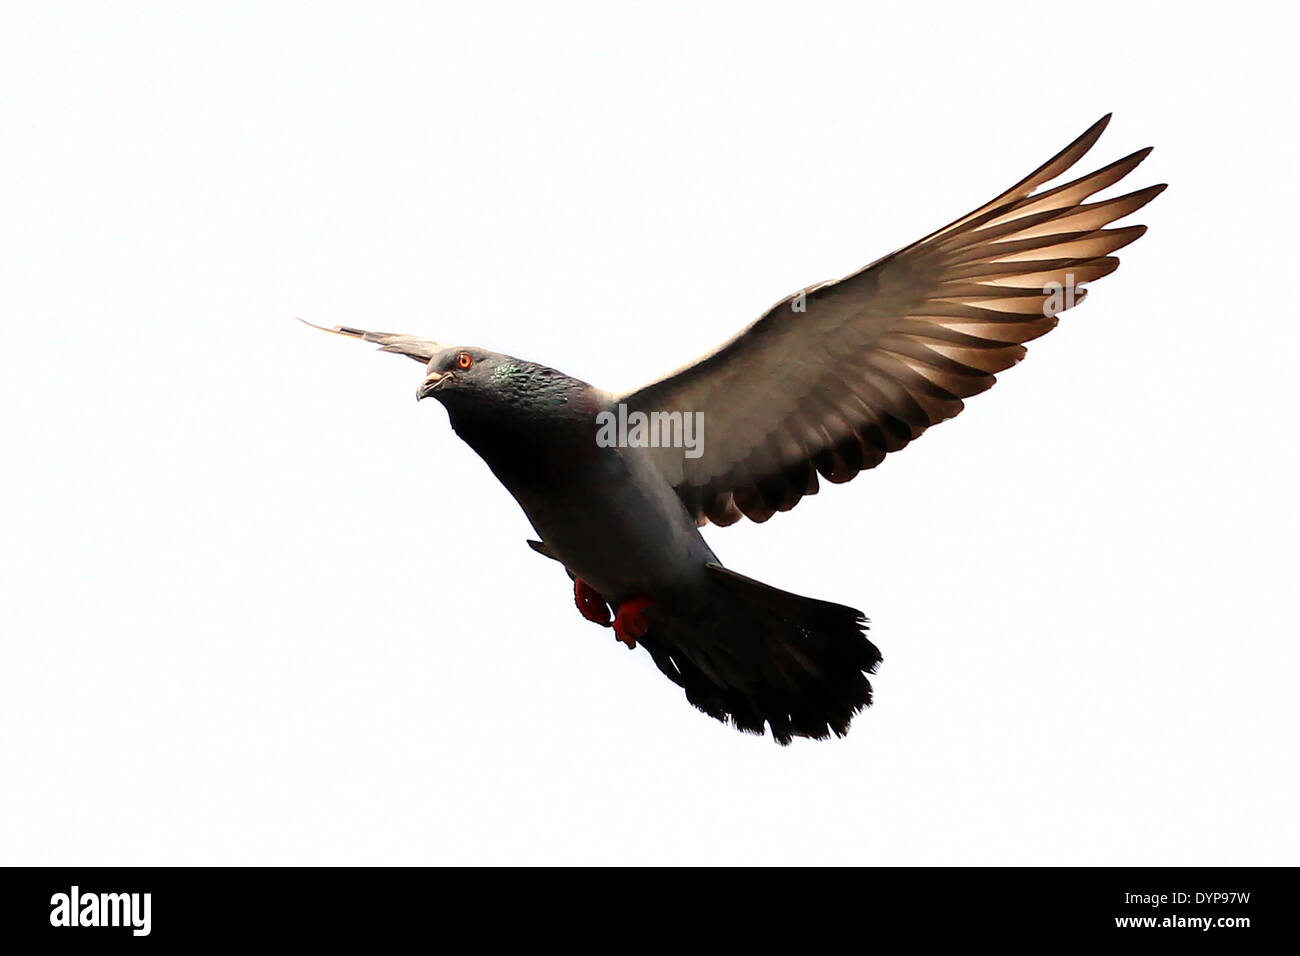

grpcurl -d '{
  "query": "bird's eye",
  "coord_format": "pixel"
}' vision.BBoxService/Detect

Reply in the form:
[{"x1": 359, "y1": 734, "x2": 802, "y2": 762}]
[{"x1": 456, "y1": 352, "x2": 473, "y2": 370}]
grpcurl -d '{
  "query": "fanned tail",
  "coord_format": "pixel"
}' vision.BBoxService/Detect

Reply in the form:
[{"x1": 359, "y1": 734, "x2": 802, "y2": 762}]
[{"x1": 638, "y1": 565, "x2": 881, "y2": 745}]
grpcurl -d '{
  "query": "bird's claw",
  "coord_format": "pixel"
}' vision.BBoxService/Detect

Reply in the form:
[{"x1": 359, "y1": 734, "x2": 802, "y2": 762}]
[
  {"x1": 613, "y1": 597, "x2": 653, "y2": 650},
  {"x1": 574, "y1": 579, "x2": 612, "y2": 627}
]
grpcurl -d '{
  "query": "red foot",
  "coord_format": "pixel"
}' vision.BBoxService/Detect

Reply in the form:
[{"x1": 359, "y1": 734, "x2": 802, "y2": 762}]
[
  {"x1": 613, "y1": 597, "x2": 653, "y2": 650},
  {"x1": 574, "y1": 579, "x2": 611, "y2": 627}
]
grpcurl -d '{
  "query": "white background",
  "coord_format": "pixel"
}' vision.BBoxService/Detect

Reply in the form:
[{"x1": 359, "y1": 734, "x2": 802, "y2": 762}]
[{"x1": 2, "y1": 2, "x2": 1296, "y2": 865}]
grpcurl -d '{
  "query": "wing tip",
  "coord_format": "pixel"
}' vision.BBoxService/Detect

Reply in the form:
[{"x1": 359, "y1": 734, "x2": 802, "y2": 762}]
[
  {"x1": 1074, "y1": 113, "x2": 1113, "y2": 154},
  {"x1": 295, "y1": 315, "x2": 330, "y2": 332},
  {"x1": 295, "y1": 316, "x2": 367, "y2": 340}
]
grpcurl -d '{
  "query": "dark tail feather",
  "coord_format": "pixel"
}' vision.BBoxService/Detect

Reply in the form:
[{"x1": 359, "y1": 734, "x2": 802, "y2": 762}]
[{"x1": 639, "y1": 564, "x2": 881, "y2": 745}]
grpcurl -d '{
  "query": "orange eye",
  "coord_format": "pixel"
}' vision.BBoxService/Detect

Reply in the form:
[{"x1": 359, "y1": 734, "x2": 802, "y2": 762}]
[{"x1": 455, "y1": 351, "x2": 473, "y2": 370}]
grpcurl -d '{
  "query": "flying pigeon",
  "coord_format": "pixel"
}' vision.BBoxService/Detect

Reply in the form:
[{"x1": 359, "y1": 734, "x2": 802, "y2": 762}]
[{"x1": 302, "y1": 115, "x2": 1163, "y2": 744}]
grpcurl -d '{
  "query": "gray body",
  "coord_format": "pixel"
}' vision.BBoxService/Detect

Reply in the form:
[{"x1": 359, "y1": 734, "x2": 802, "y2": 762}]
[
  {"x1": 434, "y1": 367, "x2": 717, "y2": 605},
  {"x1": 511, "y1": 439, "x2": 718, "y2": 605}
]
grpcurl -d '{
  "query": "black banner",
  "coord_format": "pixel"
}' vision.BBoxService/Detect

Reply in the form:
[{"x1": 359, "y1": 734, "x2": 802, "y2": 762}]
[{"x1": 0, "y1": 867, "x2": 1288, "y2": 944}]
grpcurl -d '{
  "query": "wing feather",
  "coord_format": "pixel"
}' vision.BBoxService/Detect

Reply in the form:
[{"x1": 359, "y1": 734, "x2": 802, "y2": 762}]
[
  {"x1": 296, "y1": 317, "x2": 443, "y2": 364},
  {"x1": 619, "y1": 118, "x2": 1164, "y2": 525}
]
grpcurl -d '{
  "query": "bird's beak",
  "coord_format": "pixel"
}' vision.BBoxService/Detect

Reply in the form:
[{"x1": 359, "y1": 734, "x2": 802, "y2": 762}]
[{"x1": 416, "y1": 372, "x2": 449, "y2": 400}]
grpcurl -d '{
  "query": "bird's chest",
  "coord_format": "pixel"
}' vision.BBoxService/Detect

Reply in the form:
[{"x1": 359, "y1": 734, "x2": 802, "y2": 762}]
[
  {"x1": 515, "y1": 448, "x2": 714, "y2": 601},
  {"x1": 461, "y1": 426, "x2": 711, "y2": 599},
  {"x1": 451, "y1": 408, "x2": 596, "y2": 501}
]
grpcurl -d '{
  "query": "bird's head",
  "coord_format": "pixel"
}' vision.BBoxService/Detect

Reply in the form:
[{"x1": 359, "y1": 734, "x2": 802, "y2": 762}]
[
  {"x1": 416, "y1": 345, "x2": 587, "y2": 416},
  {"x1": 298, "y1": 318, "x2": 593, "y2": 424},
  {"x1": 416, "y1": 346, "x2": 505, "y2": 402}
]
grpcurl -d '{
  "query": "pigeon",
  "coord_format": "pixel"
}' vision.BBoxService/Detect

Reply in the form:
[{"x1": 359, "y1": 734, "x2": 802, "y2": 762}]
[{"x1": 302, "y1": 115, "x2": 1163, "y2": 744}]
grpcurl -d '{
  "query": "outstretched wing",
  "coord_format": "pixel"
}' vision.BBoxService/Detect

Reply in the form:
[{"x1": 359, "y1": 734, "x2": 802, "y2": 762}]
[
  {"x1": 619, "y1": 115, "x2": 1164, "y2": 526},
  {"x1": 296, "y1": 317, "x2": 443, "y2": 364}
]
